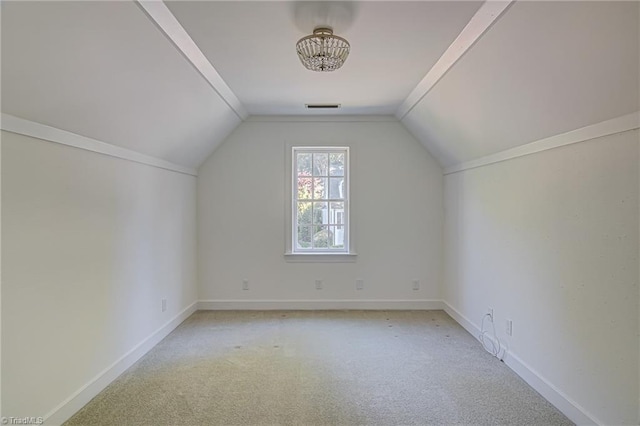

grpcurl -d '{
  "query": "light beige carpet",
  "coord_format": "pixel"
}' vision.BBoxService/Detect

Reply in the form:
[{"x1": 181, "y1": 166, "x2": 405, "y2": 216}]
[{"x1": 64, "y1": 310, "x2": 572, "y2": 425}]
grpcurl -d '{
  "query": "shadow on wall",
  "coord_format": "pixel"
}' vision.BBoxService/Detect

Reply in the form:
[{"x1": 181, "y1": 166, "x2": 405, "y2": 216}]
[{"x1": 289, "y1": 1, "x2": 359, "y2": 34}]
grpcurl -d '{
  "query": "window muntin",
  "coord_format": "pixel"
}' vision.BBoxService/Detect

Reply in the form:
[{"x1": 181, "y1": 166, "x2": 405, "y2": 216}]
[{"x1": 293, "y1": 147, "x2": 348, "y2": 252}]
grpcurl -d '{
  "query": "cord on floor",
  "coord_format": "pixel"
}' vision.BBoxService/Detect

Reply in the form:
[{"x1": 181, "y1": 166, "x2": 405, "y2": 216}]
[{"x1": 479, "y1": 313, "x2": 506, "y2": 361}]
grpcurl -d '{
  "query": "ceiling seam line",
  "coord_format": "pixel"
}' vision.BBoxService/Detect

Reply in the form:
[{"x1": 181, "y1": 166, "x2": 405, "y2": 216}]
[
  {"x1": 1, "y1": 114, "x2": 198, "y2": 177},
  {"x1": 136, "y1": 0, "x2": 248, "y2": 121},
  {"x1": 443, "y1": 112, "x2": 640, "y2": 175},
  {"x1": 396, "y1": 0, "x2": 514, "y2": 120}
]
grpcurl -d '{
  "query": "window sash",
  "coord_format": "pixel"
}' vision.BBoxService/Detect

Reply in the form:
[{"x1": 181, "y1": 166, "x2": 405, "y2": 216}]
[{"x1": 292, "y1": 147, "x2": 349, "y2": 253}]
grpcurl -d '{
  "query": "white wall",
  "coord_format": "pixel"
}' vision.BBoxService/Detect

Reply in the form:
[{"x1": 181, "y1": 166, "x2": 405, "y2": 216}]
[
  {"x1": 198, "y1": 118, "x2": 443, "y2": 306},
  {"x1": 1, "y1": 131, "x2": 198, "y2": 422},
  {"x1": 443, "y1": 129, "x2": 639, "y2": 425}
]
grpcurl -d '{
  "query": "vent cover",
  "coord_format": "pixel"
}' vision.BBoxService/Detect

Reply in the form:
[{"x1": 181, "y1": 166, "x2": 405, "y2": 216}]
[{"x1": 305, "y1": 104, "x2": 341, "y2": 109}]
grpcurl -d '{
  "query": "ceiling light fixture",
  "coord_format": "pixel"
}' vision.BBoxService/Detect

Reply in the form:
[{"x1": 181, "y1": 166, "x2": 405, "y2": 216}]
[{"x1": 296, "y1": 27, "x2": 350, "y2": 72}]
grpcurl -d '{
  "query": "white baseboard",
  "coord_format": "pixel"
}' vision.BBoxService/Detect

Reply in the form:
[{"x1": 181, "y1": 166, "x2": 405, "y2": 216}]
[
  {"x1": 442, "y1": 301, "x2": 602, "y2": 426},
  {"x1": 198, "y1": 299, "x2": 444, "y2": 311},
  {"x1": 39, "y1": 299, "x2": 602, "y2": 425},
  {"x1": 43, "y1": 302, "x2": 198, "y2": 426}
]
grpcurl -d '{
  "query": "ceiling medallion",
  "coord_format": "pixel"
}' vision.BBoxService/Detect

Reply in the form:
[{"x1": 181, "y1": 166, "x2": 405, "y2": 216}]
[{"x1": 296, "y1": 27, "x2": 350, "y2": 72}]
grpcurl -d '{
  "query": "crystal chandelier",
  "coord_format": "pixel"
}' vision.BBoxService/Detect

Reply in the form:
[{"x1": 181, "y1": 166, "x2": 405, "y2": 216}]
[{"x1": 296, "y1": 27, "x2": 350, "y2": 72}]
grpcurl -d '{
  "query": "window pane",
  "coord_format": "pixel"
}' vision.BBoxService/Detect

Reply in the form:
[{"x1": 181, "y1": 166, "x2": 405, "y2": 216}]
[
  {"x1": 297, "y1": 178, "x2": 312, "y2": 200},
  {"x1": 313, "y1": 177, "x2": 328, "y2": 200},
  {"x1": 313, "y1": 226, "x2": 329, "y2": 248},
  {"x1": 329, "y1": 153, "x2": 344, "y2": 176},
  {"x1": 313, "y1": 153, "x2": 328, "y2": 176},
  {"x1": 329, "y1": 177, "x2": 344, "y2": 200},
  {"x1": 312, "y1": 202, "x2": 328, "y2": 225},
  {"x1": 297, "y1": 202, "x2": 312, "y2": 224},
  {"x1": 329, "y1": 202, "x2": 344, "y2": 225},
  {"x1": 296, "y1": 153, "x2": 312, "y2": 176},
  {"x1": 329, "y1": 226, "x2": 345, "y2": 249},
  {"x1": 296, "y1": 226, "x2": 312, "y2": 249}
]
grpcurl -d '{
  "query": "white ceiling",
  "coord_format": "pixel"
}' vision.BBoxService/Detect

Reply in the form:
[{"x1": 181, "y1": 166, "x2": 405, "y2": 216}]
[
  {"x1": 1, "y1": 1, "x2": 638, "y2": 169},
  {"x1": 1, "y1": 1, "x2": 240, "y2": 168},
  {"x1": 402, "y1": 0, "x2": 640, "y2": 167},
  {"x1": 165, "y1": 1, "x2": 481, "y2": 115}
]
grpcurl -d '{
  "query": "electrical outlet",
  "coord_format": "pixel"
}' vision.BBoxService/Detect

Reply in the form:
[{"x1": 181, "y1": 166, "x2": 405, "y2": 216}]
[
  {"x1": 487, "y1": 307, "x2": 494, "y2": 321},
  {"x1": 506, "y1": 319, "x2": 513, "y2": 336},
  {"x1": 242, "y1": 279, "x2": 249, "y2": 291},
  {"x1": 315, "y1": 279, "x2": 323, "y2": 290},
  {"x1": 412, "y1": 279, "x2": 420, "y2": 291},
  {"x1": 161, "y1": 299, "x2": 167, "y2": 312},
  {"x1": 356, "y1": 279, "x2": 364, "y2": 290}
]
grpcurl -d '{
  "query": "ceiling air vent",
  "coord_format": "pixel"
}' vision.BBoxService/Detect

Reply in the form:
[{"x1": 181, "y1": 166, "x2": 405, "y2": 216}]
[{"x1": 305, "y1": 104, "x2": 341, "y2": 109}]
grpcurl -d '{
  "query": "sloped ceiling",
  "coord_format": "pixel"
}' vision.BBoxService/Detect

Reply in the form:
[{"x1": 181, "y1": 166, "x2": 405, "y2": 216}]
[
  {"x1": 1, "y1": 1, "x2": 638, "y2": 169},
  {"x1": 401, "y1": 0, "x2": 639, "y2": 167},
  {"x1": 1, "y1": 1, "x2": 241, "y2": 168}
]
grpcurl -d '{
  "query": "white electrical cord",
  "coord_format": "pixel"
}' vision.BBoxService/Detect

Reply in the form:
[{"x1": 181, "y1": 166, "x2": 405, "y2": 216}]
[{"x1": 479, "y1": 313, "x2": 504, "y2": 360}]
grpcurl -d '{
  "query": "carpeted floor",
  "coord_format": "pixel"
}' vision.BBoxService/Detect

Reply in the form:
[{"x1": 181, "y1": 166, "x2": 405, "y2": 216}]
[{"x1": 64, "y1": 310, "x2": 573, "y2": 425}]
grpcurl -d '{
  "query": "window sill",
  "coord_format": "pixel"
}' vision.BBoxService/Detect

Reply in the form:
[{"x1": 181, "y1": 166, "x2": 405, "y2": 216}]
[{"x1": 284, "y1": 252, "x2": 358, "y2": 263}]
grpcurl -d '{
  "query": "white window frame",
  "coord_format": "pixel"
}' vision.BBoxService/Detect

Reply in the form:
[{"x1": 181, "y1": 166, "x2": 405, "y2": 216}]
[{"x1": 285, "y1": 144, "x2": 357, "y2": 262}]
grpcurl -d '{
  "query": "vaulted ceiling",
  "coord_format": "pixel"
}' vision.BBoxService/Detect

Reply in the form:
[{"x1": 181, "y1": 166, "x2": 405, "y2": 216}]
[{"x1": 2, "y1": 1, "x2": 638, "y2": 169}]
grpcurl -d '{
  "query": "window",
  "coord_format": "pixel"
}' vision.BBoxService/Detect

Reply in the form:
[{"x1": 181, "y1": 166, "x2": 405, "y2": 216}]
[{"x1": 292, "y1": 147, "x2": 349, "y2": 253}]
